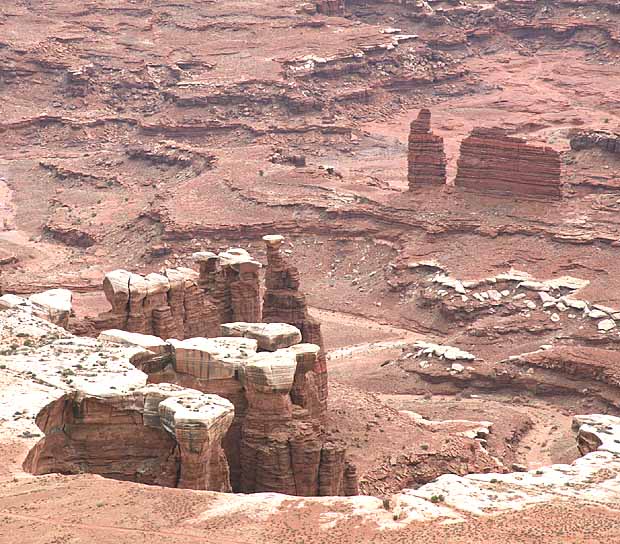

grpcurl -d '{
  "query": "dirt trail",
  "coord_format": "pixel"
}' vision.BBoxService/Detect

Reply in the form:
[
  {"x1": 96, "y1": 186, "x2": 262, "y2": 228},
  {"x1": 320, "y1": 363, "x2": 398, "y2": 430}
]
[
  {"x1": 515, "y1": 402, "x2": 579, "y2": 469},
  {"x1": 310, "y1": 306, "x2": 425, "y2": 352}
]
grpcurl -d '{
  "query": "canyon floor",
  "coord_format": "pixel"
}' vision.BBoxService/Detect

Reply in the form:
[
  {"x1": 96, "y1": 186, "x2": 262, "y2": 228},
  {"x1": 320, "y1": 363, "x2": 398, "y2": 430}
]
[{"x1": 2, "y1": 0, "x2": 620, "y2": 541}]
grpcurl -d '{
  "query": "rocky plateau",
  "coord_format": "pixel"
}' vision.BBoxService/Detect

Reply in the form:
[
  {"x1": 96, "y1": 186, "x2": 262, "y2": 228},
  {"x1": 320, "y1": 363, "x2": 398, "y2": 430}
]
[{"x1": 2, "y1": 0, "x2": 620, "y2": 542}]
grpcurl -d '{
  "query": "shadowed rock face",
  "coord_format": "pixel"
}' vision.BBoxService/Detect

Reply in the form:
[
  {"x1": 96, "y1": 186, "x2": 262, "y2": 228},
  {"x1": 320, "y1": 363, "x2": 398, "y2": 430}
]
[
  {"x1": 316, "y1": 0, "x2": 346, "y2": 16},
  {"x1": 407, "y1": 108, "x2": 447, "y2": 188},
  {"x1": 25, "y1": 385, "x2": 234, "y2": 491},
  {"x1": 570, "y1": 129, "x2": 620, "y2": 154},
  {"x1": 3, "y1": 315, "x2": 236, "y2": 492},
  {"x1": 240, "y1": 347, "x2": 358, "y2": 496},
  {"x1": 454, "y1": 128, "x2": 561, "y2": 198},
  {"x1": 103, "y1": 322, "x2": 357, "y2": 496}
]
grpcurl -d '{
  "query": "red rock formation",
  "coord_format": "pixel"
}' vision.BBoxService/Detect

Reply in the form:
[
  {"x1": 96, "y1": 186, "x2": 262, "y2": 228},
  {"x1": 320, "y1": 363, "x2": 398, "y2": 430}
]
[
  {"x1": 454, "y1": 128, "x2": 561, "y2": 198},
  {"x1": 316, "y1": 0, "x2": 346, "y2": 16},
  {"x1": 95, "y1": 247, "x2": 263, "y2": 343},
  {"x1": 141, "y1": 327, "x2": 357, "y2": 496},
  {"x1": 152, "y1": 306, "x2": 176, "y2": 340},
  {"x1": 163, "y1": 268, "x2": 190, "y2": 339},
  {"x1": 262, "y1": 235, "x2": 328, "y2": 420},
  {"x1": 240, "y1": 348, "x2": 357, "y2": 496},
  {"x1": 24, "y1": 382, "x2": 234, "y2": 492},
  {"x1": 193, "y1": 249, "x2": 262, "y2": 330},
  {"x1": 407, "y1": 108, "x2": 447, "y2": 188},
  {"x1": 24, "y1": 394, "x2": 180, "y2": 487},
  {"x1": 225, "y1": 253, "x2": 262, "y2": 323}
]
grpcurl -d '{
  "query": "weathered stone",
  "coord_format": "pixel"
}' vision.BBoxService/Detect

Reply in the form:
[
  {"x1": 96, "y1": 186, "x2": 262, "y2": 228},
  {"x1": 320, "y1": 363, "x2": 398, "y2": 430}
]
[
  {"x1": 244, "y1": 350, "x2": 298, "y2": 395},
  {"x1": 262, "y1": 234, "x2": 328, "y2": 420},
  {"x1": 0, "y1": 308, "x2": 234, "y2": 492},
  {"x1": 598, "y1": 319, "x2": 616, "y2": 332},
  {"x1": 240, "y1": 347, "x2": 356, "y2": 496},
  {"x1": 454, "y1": 128, "x2": 561, "y2": 198},
  {"x1": 159, "y1": 392, "x2": 234, "y2": 490},
  {"x1": 221, "y1": 322, "x2": 303, "y2": 351},
  {"x1": 407, "y1": 109, "x2": 447, "y2": 188},
  {"x1": 98, "y1": 329, "x2": 169, "y2": 355},
  {"x1": 28, "y1": 288, "x2": 73, "y2": 328},
  {"x1": 168, "y1": 336, "x2": 257, "y2": 381}
]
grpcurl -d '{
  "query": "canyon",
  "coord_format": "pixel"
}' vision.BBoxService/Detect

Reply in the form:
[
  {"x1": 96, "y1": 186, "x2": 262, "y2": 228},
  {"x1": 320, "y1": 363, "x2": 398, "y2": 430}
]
[{"x1": 2, "y1": 0, "x2": 620, "y2": 541}]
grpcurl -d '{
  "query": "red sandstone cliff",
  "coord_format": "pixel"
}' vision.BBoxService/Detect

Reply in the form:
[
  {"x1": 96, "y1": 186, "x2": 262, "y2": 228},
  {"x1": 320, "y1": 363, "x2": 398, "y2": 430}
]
[
  {"x1": 24, "y1": 381, "x2": 234, "y2": 492},
  {"x1": 454, "y1": 128, "x2": 561, "y2": 198},
  {"x1": 96, "y1": 250, "x2": 261, "y2": 341}
]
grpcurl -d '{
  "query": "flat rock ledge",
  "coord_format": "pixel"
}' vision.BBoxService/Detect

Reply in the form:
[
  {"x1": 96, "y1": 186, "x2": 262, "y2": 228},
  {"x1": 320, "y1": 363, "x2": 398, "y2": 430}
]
[{"x1": 0, "y1": 307, "x2": 234, "y2": 491}]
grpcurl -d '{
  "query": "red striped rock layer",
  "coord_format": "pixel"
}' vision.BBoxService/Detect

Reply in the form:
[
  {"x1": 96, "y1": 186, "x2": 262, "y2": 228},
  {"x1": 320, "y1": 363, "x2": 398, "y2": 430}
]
[
  {"x1": 145, "y1": 337, "x2": 357, "y2": 496},
  {"x1": 24, "y1": 385, "x2": 234, "y2": 492},
  {"x1": 241, "y1": 408, "x2": 358, "y2": 496},
  {"x1": 95, "y1": 267, "x2": 218, "y2": 340},
  {"x1": 407, "y1": 108, "x2": 447, "y2": 188},
  {"x1": 455, "y1": 128, "x2": 561, "y2": 198}
]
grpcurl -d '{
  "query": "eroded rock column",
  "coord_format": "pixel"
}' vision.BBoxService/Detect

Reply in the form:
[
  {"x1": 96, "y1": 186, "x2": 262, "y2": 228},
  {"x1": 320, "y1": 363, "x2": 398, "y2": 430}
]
[
  {"x1": 407, "y1": 108, "x2": 447, "y2": 188},
  {"x1": 159, "y1": 392, "x2": 234, "y2": 491},
  {"x1": 262, "y1": 234, "x2": 328, "y2": 420},
  {"x1": 240, "y1": 345, "x2": 357, "y2": 496}
]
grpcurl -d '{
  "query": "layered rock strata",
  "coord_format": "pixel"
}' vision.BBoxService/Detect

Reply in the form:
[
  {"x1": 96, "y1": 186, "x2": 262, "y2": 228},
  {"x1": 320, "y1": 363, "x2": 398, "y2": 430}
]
[
  {"x1": 316, "y1": 0, "x2": 346, "y2": 16},
  {"x1": 96, "y1": 249, "x2": 261, "y2": 340},
  {"x1": 407, "y1": 108, "x2": 447, "y2": 188},
  {"x1": 96, "y1": 267, "x2": 208, "y2": 338},
  {"x1": 454, "y1": 128, "x2": 561, "y2": 197},
  {"x1": 26, "y1": 384, "x2": 234, "y2": 491},
  {"x1": 107, "y1": 322, "x2": 357, "y2": 496},
  {"x1": 262, "y1": 234, "x2": 328, "y2": 420},
  {"x1": 241, "y1": 347, "x2": 358, "y2": 496},
  {"x1": 0, "y1": 308, "x2": 234, "y2": 491},
  {"x1": 161, "y1": 335, "x2": 254, "y2": 490},
  {"x1": 569, "y1": 129, "x2": 620, "y2": 154},
  {"x1": 194, "y1": 249, "x2": 262, "y2": 325}
]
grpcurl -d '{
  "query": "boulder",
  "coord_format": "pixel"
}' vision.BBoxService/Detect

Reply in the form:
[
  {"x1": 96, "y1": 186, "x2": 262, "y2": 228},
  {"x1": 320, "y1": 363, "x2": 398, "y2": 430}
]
[{"x1": 29, "y1": 288, "x2": 73, "y2": 328}]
